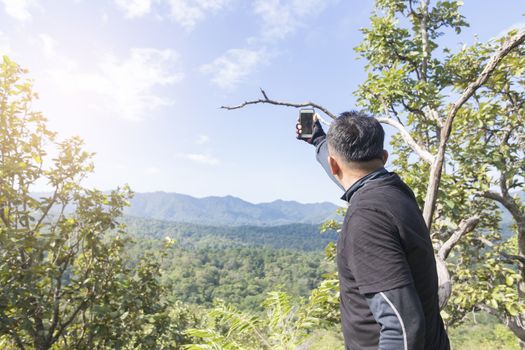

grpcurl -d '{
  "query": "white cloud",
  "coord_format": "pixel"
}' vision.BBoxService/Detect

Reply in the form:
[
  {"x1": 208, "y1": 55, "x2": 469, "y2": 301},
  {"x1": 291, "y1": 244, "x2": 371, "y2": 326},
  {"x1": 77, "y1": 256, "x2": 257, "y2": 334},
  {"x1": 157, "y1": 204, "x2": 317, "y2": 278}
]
[
  {"x1": 200, "y1": 0, "x2": 333, "y2": 90},
  {"x1": 38, "y1": 33, "x2": 57, "y2": 58},
  {"x1": 1, "y1": 0, "x2": 38, "y2": 21},
  {"x1": 167, "y1": 0, "x2": 232, "y2": 30},
  {"x1": 0, "y1": 32, "x2": 11, "y2": 56},
  {"x1": 254, "y1": 0, "x2": 329, "y2": 40},
  {"x1": 196, "y1": 134, "x2": 209, "y2": 144},
  {"x1": 200, "y1": 48, "x2": 268, "y2": 90},
  {"x1": 113, "y1": 0, "x2": 232, "y2": 29},
  {"x1": 47, "y1": 47, "x2": 183, "y2": 121},
  {"x1": 144, "y1": 166, "x2": 161, "y2": 175},
  {"x1": 186, "y1": 153, "x2": 220, "y2": 165},
  {"x1": 101, "y1": 11, "x2": 110, "y2": 23},
  {"x1": 114, "y1": 0, "x2": 153, "y2": 18}
]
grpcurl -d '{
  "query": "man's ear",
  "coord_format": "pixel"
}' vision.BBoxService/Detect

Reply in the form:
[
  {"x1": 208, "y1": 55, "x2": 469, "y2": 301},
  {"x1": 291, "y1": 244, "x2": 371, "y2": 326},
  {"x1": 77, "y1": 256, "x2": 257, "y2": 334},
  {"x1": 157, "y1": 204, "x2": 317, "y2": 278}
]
[
  {"x1": 382, "y1": 150, "x2": 389, "y2": 165},
  {"x1": 328, "y1": 155, "x2": 341, "y2": 177}
]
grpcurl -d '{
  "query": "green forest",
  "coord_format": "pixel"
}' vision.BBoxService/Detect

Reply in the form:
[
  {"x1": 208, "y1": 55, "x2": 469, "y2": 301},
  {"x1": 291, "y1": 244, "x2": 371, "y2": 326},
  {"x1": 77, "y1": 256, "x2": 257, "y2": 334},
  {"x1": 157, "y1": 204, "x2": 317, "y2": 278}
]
[
  {"x1": 130, "y1": 237, "x2": 334, "y2": 310},
  {"x1": 1, "y1": 0, "x2": 525, "y2": 349},
  {"x1": 124, "y1": 217, "x2": 339, "y2": 251}
]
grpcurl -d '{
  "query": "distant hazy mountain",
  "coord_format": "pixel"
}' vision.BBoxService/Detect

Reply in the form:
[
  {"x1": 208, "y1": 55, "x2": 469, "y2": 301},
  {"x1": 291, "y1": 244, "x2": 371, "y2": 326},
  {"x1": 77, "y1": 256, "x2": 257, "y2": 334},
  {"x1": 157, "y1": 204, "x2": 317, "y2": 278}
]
[{"x1": 124, "y1": 192, "x2": 340, "y2": 226}]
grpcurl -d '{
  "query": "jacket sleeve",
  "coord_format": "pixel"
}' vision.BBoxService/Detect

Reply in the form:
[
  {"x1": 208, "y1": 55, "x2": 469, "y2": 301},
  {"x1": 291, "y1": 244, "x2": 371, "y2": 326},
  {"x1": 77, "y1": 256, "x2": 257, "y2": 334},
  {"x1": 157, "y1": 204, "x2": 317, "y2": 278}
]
[
  {"x1": 314, "y1": 137, "x2": 344, "y2": 191},
  {"x1": 365, "y1": 284, "x2": 425, "y2": 350}
]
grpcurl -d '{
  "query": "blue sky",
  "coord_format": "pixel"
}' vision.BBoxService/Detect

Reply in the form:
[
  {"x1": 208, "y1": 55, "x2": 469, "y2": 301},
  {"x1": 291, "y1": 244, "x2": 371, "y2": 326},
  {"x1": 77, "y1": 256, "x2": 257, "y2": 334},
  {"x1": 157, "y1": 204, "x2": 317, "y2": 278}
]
[{"x1": 0, "y1": 0, "x2": 523, "y2": 205}]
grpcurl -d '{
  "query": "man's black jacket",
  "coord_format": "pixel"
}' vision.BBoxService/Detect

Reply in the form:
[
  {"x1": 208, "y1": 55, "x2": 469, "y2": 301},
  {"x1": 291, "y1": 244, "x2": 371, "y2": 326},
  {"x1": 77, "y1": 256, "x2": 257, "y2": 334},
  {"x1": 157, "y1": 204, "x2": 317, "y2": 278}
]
[{"x1": 315, "y1": 137, "x2": 450, "y2": 350}]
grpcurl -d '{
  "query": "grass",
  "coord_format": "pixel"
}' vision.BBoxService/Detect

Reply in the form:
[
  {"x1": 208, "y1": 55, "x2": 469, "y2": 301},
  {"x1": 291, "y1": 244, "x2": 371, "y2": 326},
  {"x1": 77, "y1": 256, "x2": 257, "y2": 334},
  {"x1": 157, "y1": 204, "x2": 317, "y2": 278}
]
[
  {"x1": 301, "y1": 312, "x2": 520, "y2": 350},
  {"x1": 448, "y1": 312, "x2": 519, "y2": 350}
]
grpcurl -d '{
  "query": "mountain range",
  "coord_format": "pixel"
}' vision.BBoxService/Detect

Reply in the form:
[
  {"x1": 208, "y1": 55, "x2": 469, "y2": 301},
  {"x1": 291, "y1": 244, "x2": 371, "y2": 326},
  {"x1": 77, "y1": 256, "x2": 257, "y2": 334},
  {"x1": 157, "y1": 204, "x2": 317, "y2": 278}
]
[{"x1": 124, "y1": 192, "x2": 341, "y2": 226}]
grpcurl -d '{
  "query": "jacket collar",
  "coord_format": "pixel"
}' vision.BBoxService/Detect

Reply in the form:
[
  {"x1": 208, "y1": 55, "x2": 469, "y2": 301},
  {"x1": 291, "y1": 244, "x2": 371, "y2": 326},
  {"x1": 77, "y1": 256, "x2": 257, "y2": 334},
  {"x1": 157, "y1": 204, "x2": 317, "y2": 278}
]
[{"x1": 340, "y1": 167, "x2": 389, "y2": 202}]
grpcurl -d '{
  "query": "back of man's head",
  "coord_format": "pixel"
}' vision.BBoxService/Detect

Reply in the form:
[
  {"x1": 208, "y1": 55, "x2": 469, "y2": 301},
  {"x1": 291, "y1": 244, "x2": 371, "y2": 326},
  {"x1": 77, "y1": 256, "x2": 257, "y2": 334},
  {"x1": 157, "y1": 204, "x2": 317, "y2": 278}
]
[{"x1": 327, "y1": 111, "x2": 385, "y2": 163}]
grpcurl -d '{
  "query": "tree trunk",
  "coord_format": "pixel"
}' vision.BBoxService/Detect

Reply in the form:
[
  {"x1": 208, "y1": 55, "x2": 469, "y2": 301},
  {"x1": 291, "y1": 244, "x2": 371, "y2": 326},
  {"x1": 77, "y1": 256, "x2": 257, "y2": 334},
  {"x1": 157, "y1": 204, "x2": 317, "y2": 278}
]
[
  {"x1": 517, "y1": 222, "x2": 525, "y2": 287},
  {"x1": 502, "y1": 314, "x2": 525, "y2": 348},
  {"x1": 435, "y1": 255, "x2": 451, "y2": 309},
  {"x1": 34, "y1": 339, "x2": 50, "y2": 350},
  {"x1": 517, "y1": 222, "x2": 525, "y2": 349}
]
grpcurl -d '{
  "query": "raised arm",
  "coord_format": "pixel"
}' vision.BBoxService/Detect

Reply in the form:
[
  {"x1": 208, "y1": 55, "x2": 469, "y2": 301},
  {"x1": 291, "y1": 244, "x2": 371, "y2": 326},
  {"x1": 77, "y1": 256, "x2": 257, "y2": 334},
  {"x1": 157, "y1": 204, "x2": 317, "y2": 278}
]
[{"x1": 296, "y1": 116, "x2": 344, "y2": 191}]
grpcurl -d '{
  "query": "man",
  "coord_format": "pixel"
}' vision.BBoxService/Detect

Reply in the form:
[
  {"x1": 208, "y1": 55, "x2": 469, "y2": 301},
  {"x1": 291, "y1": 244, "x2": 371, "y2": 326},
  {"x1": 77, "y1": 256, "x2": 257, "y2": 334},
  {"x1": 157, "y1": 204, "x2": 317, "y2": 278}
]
[{"x1": 297, "y1": 111, "x2": 450, "y2": 350}]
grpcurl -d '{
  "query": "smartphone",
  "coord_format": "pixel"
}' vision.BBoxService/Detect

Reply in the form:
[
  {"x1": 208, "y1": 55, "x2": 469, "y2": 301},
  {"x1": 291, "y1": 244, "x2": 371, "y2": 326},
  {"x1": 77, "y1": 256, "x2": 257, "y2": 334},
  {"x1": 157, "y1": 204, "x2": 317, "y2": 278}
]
[{"x1": 299, "y1": 109, "x2": 315, "y2": 139}]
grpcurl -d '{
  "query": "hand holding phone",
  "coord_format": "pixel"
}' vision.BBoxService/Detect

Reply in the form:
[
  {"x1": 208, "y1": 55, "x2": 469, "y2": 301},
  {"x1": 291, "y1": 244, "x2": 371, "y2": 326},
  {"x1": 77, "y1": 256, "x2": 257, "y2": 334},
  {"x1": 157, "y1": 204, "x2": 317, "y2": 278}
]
[
  {"x1": 296, "y1": 109, "x2": 326, "y2": 146},
  {"x1": 298, "y1": 109, "x2": 315, "y2": 139}
]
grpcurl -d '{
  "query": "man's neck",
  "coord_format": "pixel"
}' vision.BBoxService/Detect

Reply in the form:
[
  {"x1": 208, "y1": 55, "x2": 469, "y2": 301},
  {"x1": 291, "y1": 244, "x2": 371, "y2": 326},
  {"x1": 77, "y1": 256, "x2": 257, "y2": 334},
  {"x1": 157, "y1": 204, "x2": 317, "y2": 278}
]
[
  {"x1": 339, "y1": 165, "x2": 389, "y2": 203},
  {"x1": 340, "y1": 163, "x2": 385, "y2": 191}
]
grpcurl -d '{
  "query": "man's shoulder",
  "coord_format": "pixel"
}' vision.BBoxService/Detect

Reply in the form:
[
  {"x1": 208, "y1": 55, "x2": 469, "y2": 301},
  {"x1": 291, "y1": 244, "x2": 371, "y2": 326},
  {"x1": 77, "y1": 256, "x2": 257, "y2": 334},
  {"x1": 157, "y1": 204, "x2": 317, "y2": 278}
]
[
  {"x1": 352, "y1": 174, "x2": 416, "y2": 207},
  {"x1": 343, "y1": 205, "x2": 396, "y2": 239}
]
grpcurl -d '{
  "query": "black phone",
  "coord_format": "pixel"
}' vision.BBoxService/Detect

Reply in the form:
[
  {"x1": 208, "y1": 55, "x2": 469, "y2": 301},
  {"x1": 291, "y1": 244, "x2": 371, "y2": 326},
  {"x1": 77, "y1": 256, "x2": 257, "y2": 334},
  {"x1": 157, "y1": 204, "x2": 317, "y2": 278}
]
[{"x1": 299, "y1": 109, "x2": 315, "y2": 139}]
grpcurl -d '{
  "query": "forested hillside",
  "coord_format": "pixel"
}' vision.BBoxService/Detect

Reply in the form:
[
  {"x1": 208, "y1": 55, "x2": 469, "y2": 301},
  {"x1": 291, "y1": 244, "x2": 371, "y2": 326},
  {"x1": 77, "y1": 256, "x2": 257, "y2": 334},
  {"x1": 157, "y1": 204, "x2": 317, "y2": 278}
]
[
  {"x1": 124, "y1": 216, "x2": 338, "y2": 311},
  {"x1": 128, "y1": 238, "x2": 334, "y2": 311},
  {"x1": 124, "y1": 216, "x2": 338, "y2": 250}
]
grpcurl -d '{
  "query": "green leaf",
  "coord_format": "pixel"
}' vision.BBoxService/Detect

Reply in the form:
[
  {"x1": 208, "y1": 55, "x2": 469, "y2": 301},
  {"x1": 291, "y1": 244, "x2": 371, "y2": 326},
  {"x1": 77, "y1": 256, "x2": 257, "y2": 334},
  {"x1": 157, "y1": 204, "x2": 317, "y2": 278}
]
[{"x1": 505, "y1": 276, "x2": 514, "y2": 287}]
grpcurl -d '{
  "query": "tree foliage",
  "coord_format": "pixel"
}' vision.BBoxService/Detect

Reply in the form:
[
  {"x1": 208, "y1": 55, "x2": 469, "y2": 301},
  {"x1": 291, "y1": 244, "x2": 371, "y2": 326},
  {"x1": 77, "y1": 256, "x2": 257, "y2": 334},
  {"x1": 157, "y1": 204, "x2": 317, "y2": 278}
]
[{"x1": 0, "y1": 56, "x2": 198, "y2": 350}]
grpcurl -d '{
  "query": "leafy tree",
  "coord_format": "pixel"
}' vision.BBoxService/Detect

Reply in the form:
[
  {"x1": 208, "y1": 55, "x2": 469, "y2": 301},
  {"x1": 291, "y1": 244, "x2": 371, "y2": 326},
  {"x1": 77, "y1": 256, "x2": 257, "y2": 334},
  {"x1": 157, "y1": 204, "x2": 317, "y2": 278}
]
[
  {"x1": 0, "y1": 56, "x2": 188, "y2": 349},
  {"x1": 442, "y1": 37, "x2": 525, "y2": 337},
  {"x1": 220, "y1": 0, "x2": 525, "y2": 346}
]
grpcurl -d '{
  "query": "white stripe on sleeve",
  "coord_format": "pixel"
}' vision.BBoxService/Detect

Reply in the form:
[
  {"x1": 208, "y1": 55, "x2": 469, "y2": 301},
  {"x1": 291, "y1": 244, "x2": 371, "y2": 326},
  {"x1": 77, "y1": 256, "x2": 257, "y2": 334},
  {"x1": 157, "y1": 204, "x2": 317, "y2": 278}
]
[{"x1": 380, "y1": 291, "x2": 408, "y2": 350}]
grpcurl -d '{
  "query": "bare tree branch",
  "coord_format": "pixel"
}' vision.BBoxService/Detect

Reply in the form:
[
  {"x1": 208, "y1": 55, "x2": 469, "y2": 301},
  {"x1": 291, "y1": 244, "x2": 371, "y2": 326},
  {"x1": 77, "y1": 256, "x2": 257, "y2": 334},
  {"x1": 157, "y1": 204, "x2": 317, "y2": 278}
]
[
  {"x1": 223, "y1": 89, "x2": 436, "y2": 163},
  {"x1": 474, "y1": 236, "x2": 525, "y2": 265},
  {"x1": 33, "y1": 186, "x2": 60, "y2": 232},
  {"x1": 407, "y1": 0, "x2": 420, "y2": 19},
  {"x1": 438, "y1": 216, "x2": 480, "y2": 260},
  {"x1": 483, "y1": 190, "x2": 523, "y2": 222},
  {"x1": 375, "y1": 117, "x2": 435, "y2": 163},
  {"x1": 52, "y1": 301, "x2": 87, "y2": 344},
  {"x1": 47, "y1": 262, "x2": 69, "y2": 344},
  {"x1": 422, "y1": 27, "x2": 525, "y2": 229},
  {"x1": 260, "y1": 88, "x2": 269, "y2": 100},
  {"x1": 478, "y1": 304, "x2": 525, "y2": 340},
  {"x1": 221, "y1": 89, "x2": 337, "y2": 123},
  {"x1": 419, "y1": 0, "x2": 430, "y2": 82},
  {"x1": 435, "y1": 256, "x2": 451, "y2": 309},
  {"x1": 0, "y1": 205, "x2": 9, "y2": 227},
  {"x1": 363, "y1": 86, "x2": 435, "y2": 163},
  {"x1": 423, "y1": 107, "x2": 443, "y2": 128},
  {"x1": 447, "y1": 27, "x2": 525, "y2": 129}
]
